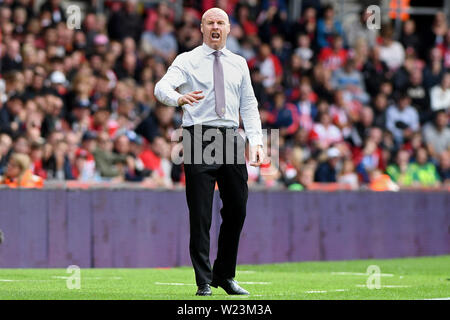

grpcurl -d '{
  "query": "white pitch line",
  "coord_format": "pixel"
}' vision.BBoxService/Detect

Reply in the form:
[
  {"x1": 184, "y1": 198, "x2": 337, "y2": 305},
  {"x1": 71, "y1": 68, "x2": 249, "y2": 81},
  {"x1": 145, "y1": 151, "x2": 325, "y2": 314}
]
[
  {"x1": 0, "y1": 279, "x2": 59, "y2": 282},
  {"x1": 153, "y1": 281, "x2": 270, "y2": 286},
  {"x1": 424, "y1": 297, "x2": 450, "y2": 300},
  {"x1": 305, "y1": 289, "x2": 348, "y2": 294},
  {"x1": 52, "y1": 276, "x2": 122, "y2": 280},
  {"x1": 355, "y1": 285, "x2": 411, "y2": 288},
  {"x1": 332, "y1": 272, "x2": 394, "y2": 277},
  {"x1": 333, "y1": 289, "x2": 348, "y2": 292},
  {"x1": 154, "y1": 282, "x2": 196, "y2": 286},
  {"x1": 237, "y1": 271, "x2": 256, "y2": 274}
]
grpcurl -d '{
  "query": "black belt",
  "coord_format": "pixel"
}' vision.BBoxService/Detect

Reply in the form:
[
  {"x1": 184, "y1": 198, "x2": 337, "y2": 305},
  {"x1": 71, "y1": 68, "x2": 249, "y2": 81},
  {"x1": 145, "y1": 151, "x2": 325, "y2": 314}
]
[{"x1": 183, "y1": 125, "x2": 238, "y2": 134}]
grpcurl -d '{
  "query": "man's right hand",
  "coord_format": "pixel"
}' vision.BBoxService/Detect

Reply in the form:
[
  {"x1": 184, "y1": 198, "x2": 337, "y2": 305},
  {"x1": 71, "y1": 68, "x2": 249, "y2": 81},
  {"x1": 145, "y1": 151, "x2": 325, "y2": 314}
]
[{"x1": 178, "y1": 91, "x2": 204, "y2": 106}]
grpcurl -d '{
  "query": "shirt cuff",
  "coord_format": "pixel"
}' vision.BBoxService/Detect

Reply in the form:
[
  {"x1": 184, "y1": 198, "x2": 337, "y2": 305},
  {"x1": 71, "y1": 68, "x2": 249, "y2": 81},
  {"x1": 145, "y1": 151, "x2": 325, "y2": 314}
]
[
  {"x1": 248, "y1": 135, "x2": 263, "y2": 147},
  {"x1": 169, "y1": 91, "x2": 183, "y2": 107}
]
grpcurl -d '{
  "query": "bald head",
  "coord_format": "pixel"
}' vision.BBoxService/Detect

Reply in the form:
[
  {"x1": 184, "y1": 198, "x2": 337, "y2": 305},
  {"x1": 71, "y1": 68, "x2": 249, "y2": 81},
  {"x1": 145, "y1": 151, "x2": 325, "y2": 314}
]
[
  {"x1": 201, "y1": 8, "x2": 229, "y2": 24},
  {"x1": 201, "y1": 7, "x2": 230, "y2": 50}
]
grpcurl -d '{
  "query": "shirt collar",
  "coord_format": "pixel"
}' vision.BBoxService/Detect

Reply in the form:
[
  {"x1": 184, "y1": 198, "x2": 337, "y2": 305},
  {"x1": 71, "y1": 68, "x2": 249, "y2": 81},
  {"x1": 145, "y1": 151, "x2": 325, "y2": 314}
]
[{"x1": 202, "y1": 42, "x2": 229, "y2": 56}]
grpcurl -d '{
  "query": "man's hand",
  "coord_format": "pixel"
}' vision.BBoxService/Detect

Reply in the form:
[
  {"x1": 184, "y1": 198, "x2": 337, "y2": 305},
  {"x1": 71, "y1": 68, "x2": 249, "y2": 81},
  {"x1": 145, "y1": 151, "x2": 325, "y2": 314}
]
[
  {"x1": 249, "y1": 145, "x2": 265, "y2": 167},
  {"x1": 178, "y1": 90, "x2": 204, "y2": 106}
]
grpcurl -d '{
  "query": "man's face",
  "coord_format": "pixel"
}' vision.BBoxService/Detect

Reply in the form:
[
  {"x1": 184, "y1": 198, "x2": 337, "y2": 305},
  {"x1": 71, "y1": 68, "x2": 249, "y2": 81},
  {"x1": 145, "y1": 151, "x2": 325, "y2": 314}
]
[
  {"x1": 436, "y1": 112, "x2": 448, "y2": 128},
  {"x1": 201, "y1": 9, "x2": 230, "y2": 50}
]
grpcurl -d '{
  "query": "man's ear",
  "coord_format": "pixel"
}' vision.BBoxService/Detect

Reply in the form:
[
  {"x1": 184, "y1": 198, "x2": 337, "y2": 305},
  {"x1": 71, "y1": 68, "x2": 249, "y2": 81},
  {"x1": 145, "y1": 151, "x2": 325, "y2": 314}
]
[{"x1": 200, "y1": 23, "x2": 203, "y2": 34}]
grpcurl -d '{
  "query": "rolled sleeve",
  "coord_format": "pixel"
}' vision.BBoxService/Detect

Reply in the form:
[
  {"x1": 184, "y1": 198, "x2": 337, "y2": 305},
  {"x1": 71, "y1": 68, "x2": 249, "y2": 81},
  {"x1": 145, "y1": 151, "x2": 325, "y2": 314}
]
[
  {"x1": 239, "y1": 59, "x2": 263, "y2": 146},
  {"x1": 154, "y1": 55, "x2": 187, "y2": 107}
]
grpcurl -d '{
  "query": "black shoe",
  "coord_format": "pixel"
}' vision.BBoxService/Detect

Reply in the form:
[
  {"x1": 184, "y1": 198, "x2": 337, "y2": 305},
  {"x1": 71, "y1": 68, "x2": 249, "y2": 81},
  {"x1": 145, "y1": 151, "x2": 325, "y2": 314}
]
[
  {"x1": 196, "y1": 284, "x2": 212, "y2": 296},
  {"x1": 210, "y1": 278, "x2": 249, "y2": 295}
]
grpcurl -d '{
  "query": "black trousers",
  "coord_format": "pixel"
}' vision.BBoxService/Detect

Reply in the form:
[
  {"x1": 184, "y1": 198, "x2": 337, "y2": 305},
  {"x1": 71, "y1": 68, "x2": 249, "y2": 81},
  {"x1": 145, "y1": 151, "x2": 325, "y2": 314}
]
[{"x1": 183, "y1": 125, "x2": 248, "y2": 286}]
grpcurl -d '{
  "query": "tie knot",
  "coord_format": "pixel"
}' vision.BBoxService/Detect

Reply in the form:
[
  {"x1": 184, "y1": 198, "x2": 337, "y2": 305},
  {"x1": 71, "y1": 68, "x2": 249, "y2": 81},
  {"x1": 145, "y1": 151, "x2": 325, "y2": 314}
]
[{"x1": 213, "y1": 51, "x2": 222, "y2": 58}]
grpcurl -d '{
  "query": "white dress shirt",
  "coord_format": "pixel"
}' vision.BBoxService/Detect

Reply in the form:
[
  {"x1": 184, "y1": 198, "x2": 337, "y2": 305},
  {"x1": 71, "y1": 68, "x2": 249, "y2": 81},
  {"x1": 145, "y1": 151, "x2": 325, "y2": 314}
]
[{"x1": 154, "y1": 43, "x2": 263, "y2": 146}]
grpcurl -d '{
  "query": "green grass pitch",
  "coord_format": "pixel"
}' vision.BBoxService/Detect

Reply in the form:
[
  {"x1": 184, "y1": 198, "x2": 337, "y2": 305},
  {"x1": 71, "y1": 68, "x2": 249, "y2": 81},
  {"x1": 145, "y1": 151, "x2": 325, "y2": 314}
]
[{"x1": 0, "y1": 255, "x2": 449, "y2": 300}]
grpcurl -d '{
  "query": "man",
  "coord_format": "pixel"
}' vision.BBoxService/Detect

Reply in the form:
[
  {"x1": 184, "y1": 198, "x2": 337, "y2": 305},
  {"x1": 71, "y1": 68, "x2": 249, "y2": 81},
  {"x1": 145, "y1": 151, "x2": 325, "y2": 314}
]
[
  {"x1": 154, "y1": 8, "x2": 264, "y2": 296},
  {"x1": 314, "y1": 147, "x2": 341, "y2": 183},
  {"x1": 423, "y1": 110, "x2": 450, "y2": 159},
  {"x1": 386, "y1": 92, "x2": 419, "y2": 144},
  {"x1": 140, "y1": 17, "x2": 178, "y2": 64}
]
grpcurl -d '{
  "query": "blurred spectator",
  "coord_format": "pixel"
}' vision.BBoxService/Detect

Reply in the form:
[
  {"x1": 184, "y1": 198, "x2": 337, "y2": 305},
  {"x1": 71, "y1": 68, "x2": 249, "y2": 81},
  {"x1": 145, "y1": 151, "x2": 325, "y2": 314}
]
[
  {"x1": 293, "y1": 33, "x2": 313, "y2": 68},
  {"x1": 43, "y1": 139, "x2": 73, "y2": 180},
  {"x1": 256, "y1": 0, "x2": 289, "y2": 44},
  {"x1": 249, "y1": 43, "x2": 283, "y2": 93},
  {"x1": 39, "y1": 0, "x2": 66, "y2": 25},
  {"x1": 290, "y1": 6, "x2": 317, "y2": 52},
  {"x1": 441, "y1": 29, "x2": 450, "y2": 70},
  {"x1": 344, "y1": 8, "x2": 377, "y2": 48},
  {"x1": 429, "y1": 72, "x2": 450, "y2": 111},
  {"x1": 421, "y1": 12, "x2": 447, "y2": 59},
  {"x1": 318, "y1": 34, "x2": 347, "y2": 71},
  {"x1": 437, "y1": 150, "x2": 450, "y2": 184},
  {"x1": 144, "y1": 2, "x2": 175, "y2": 32},
  {"x1": 379, "y1": 25, "x2": 405, "y2": 71},
  {"x1": 288, "y1": 164, "x2": 315, "y2": 191},
  {"x1": 338, "y1": 158, "x2": 359, "y2": 189},
  {"x1": 0, "y1": 94, "x2": 25, "y2": 136},
  {"x1": 409, "y1": 147, "x2": 440, "y2": 187},
  {"x1": 316, "y1": 5, "x2": 344, "y2": 49},
  {"x1": 72, "y1": 147, "x2": 98, "y2": 181},
  {"x1": 140, "y1": 17, "x2": 177, "y2": 64},
  {"x1": 309, "y1": 112, "x2": 343, "y2": 150},
  {"x1": 314, "y1": 147, "x2": 341, "y2": 182},
  {"x1": 92, "y1": 131, "x2": 127, "y2": 179},
  {"x1": 400, "y1": 19, "x2": 420, "y2": 56},
  {"x1": 354, "y1": 137, "x2": 385, "y2": 183},
  {"x1": 422, "y1": 110, "x2": 450, "y2": 159},
  {"x1": 362, "y1": 46, "x2": 390, "y2": 96},
  {"x1": 386, "y1": 92, "x2": 420, "y2": 144},
  {"x1": 405, "y1": 68, "x2": 430, "y2": 123},
  {"x1": 423, "y1": 47, "x2": 444, "y2": 89},
  {"x1": 311, "y1": 64, "x2": 334, "y2": 103},
  {"x1": 140, "y1": 136, "x2": 173, "y2": 187},
  {"x1": 107, "y1": 0, "x2": 142, "y2": 42},
  {"x1": 115, "y1": 53, "x2": 139, "y2": 80},
  {"x1": 226, "y1": 23, "x2": 243, "y2": 55},
  {"x1": 371, "y1": 92, "x2": 388, "y2": 129},
  {"x1": 1, "y1": 39, "x2": 22, "y2": 72},
  {"x1": 369, "y1": 168, "x2": 399, "y2": 191},
  {"x1": 261, "y1": 90, "x2": 298, "y2": 136},
  {"x1": 0, "y1": 153, "x2": 43, "y2": 188},
  {"x1": 293, "y1": 81, "x2": 318, "y2": 133},
  {"x1": 271, "y1": 34, "x2": 291, "y2": 68},
  {"x1": 235, "y1": 4, "x2": 258, "y2": 39},
  {"x1": 329, "y1": 90, "x2": 354, "y2": 138},
  {"x1": 114, "y1": 131, "x2": 148, "y2": 181},
  {"x1": 348, "y1": 106, "x2": 375, "y2": 147},
  {"x1": 0, "y1": 133, "x2": 13, "y2": 175},
  {"x1": 386, "y1": 149, "x2": 414, "y2": 187},
  {"x1": 331, "y1": 58, "x2": 369, "y2": 104}
]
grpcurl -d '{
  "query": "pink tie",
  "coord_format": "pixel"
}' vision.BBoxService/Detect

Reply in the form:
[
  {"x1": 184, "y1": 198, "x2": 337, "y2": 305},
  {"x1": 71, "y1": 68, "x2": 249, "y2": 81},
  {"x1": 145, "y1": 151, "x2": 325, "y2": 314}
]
[{"x1": 213, "y1": 51, "x2": 226, "y2": 117}]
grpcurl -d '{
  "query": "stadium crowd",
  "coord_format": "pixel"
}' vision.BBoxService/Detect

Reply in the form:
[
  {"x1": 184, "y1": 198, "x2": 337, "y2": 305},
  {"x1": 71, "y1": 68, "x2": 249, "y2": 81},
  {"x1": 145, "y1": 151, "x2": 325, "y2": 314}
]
[{"x1": 0, "y1": 0, "x2": 449, "y2": 190}]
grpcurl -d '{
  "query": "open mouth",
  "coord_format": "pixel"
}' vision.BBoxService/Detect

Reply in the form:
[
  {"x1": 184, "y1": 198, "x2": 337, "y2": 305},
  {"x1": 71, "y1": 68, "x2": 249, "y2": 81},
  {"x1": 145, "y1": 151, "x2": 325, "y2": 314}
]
[{"x1": 211, "y1": 32, "x2": 220, "y2": 39}]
